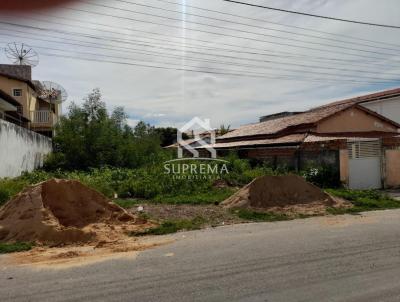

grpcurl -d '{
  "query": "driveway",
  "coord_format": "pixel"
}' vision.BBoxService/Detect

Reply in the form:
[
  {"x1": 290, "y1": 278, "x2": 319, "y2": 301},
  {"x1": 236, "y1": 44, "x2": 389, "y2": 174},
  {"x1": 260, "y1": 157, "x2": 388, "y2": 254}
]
[{"x1": 2, "y1": 210, "x2": 400, "y2": 302}]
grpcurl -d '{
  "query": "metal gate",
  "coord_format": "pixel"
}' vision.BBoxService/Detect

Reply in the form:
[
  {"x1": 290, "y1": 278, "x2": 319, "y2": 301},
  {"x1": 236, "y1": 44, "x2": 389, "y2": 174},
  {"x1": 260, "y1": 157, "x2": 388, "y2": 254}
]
[{"x1": 347, "y1": 139, "x2": 382, "y2": 189}]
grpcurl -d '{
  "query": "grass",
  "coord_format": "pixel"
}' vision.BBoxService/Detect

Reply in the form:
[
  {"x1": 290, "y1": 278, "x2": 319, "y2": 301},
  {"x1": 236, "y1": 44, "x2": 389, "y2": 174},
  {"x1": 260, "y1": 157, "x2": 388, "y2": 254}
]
[
  {"x1": 114, "y1": 199, "x2": 141, "y2": 209},
  {"x1": 234, "y1": 209, "x2": 292, "y2": 222},
  {"x1": 326, "y1": 188, "x2": 400, "y2": 214},
  {"x1": 131, "y1": 217, "x2": 206, "y2": 236},
  {"x1": 0, "y1": 242, "x2": 33, "y2": 254},
  {"x1": 0, "y1": 179, "x2": 27, "y2": 206},
  {"x1": 151, "y1": 188, "x2": 236, "y2": 205}
]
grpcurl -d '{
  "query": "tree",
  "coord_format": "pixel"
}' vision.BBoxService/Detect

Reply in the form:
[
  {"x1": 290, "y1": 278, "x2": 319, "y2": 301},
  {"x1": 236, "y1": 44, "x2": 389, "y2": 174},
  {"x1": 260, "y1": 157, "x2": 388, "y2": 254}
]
[
  {"x1": 154, "y1": 127, "x2": 188, "y2": 147},
  {"x1": 47, "y1": 89, "x2": 165, "y2": 170},
  {"x1": 219, "y1": 124, "x2": 231, "y2": 135}
]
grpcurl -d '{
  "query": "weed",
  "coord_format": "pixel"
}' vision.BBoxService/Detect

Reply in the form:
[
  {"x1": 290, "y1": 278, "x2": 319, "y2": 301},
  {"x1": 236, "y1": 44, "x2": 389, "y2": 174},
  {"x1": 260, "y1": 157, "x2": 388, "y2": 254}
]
[
  {"x1": 152, "y1": 189, "x2": 235, "y2": 205},
  {"x1": 0, "y1": 242, "x2": 33, "y2": 254},
  {"x1": 132, "y1": 217, "x2": 206, "y2": 236},
  {"x1": 0, "y1": 179, "x2": 28, "y2": 206},
  {"x1": 114, "y1": 199, "x2": 141, "y2": 209},
  {"x1": 234, "y1": 209, "x2": 291, "y2": 222},
  {"x1": 326, "y1": 188, "x2": 400, "y2": 213}
]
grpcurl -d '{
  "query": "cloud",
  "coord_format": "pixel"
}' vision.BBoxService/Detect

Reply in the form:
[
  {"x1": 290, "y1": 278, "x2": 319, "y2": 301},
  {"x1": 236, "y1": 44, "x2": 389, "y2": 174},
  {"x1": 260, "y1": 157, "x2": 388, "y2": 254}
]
[
  {"x1": 1, "y1": 0, "x2": 398, "y2": 128},
  {"x1": 126, "y1": 118, "x2": 139, "y2": 128}
]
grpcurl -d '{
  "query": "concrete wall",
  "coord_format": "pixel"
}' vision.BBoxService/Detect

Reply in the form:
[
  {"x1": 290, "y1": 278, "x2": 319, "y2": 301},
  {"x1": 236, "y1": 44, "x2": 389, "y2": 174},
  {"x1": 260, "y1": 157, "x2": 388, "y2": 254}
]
[
  {"x1": 316, "y1": 107, "x2": 397, "y2": 133},
  {"x1": 0, "y1": 119, "x2": 52, "y2": 178},
  {"x1": 361, "y1": 96, "x2": 400, "y2": 125},
  {"x1": 385, "y1": 149, "x2": 400, "y2": 188},
  {"x1": 339, "y1": 149, "x2": 349, "y2": 184}
]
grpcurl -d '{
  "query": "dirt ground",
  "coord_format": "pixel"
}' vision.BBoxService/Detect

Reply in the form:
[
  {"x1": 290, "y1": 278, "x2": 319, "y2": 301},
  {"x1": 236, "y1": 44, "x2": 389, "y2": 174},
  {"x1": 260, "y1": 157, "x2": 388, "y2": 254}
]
[
  {"x1": 128, "y1": 197, "x2": 351, "y2": 224},
  {"x1": 0, "y1": 236, "x2": 173, "y2": 269},
  {"x1": 129, "y1": 204, "x2": 246, "y2": 226},
  {"x1": 0, "y1": 177, "x2": 352, "y2": 268}
]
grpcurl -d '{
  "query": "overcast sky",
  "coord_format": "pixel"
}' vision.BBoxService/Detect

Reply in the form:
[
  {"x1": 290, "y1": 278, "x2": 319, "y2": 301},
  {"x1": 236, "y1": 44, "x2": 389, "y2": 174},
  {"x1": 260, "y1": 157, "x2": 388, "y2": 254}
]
[{"x1": 0, "y1": 0, "x2": 399, "y2": 129}]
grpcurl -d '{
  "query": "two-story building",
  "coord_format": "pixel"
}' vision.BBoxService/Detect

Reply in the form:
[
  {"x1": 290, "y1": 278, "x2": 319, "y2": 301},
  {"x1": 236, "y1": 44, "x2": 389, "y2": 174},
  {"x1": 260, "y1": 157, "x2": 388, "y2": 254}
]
[{"x1": 0, "y1": 64, "x2": 61, "y2": 137}]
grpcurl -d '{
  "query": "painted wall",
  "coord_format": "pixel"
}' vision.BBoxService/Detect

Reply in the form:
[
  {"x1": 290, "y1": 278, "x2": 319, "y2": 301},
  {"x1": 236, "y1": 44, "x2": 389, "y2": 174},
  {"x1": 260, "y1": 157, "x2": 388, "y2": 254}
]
[
  {"x1": 339, "y1": 149, "x2": 349, "y2": 184},
  {"x1": 385, "y1": 149, "x2": 400, "y2": 188},
  {"x1": 316, "y1": 107, "x2": 397, "y2": 133},
  {"x1": 0, "y1": 119, "x2": 52, "y2": 178},
  {"x1": 0, "y1": 75, "x2": 38, "y2": 119},
  {"x1": 361, "y1": 96, "x2": 400, "y2": 125}
]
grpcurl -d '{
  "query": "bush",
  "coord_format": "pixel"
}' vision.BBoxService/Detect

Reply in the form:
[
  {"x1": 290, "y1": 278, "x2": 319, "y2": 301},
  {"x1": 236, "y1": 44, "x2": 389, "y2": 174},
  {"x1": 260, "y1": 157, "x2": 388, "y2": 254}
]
[
  {"x1": 133, "y1": 217, "x2": 206, "y2": 235},
  {"x1": 0, "y1": 242, "x2": 33, "y2": 254},
  {"x1": 0, "y1": 178, "x2": 28, "y2": 206},
  {"x1": 326, "y1": 188, "x2": 400, "y2": 212},
  {"x1": 301, "y1": 165, "x2": 341, "y2": 188}
]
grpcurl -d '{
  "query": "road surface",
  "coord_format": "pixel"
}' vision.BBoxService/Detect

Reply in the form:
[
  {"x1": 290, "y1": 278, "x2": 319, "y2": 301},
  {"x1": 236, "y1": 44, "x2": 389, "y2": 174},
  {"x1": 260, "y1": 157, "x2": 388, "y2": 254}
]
[{"x1": 2, "y1": 210, "x2": 400, "y2": 302}]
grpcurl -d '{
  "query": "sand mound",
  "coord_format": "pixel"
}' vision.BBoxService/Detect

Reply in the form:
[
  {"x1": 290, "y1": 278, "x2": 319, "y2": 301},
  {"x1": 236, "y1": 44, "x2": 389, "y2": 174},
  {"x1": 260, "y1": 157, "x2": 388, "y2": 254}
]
[
  {"x1": 221, "y1": 175, "x2": 334, "y2": 209},
  {"x1": 0, "y1": 179, "x2": 144, "y2": 245}
]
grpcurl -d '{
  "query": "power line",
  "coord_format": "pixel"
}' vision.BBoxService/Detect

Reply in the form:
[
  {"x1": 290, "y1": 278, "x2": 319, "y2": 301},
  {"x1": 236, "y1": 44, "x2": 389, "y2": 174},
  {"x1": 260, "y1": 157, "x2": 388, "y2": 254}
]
[
  {"x1": 22, "y1": 13, "x2": 400, "y2": 69},
  {"x1": 0, "y1": 34, "x2": 397, "y2": 85},
  {"x1": 55, "y1": 6, "x2": 400, "y2": 63},
  {"x1": 109, "y1": 0, "x2": 400, "y2": 53},
  {"x1": 6, "y1": 46, "x2": 394, "y2": 86},
  {"x1": 76, "y1": 1, "x2": 400, "y2": 58},
  {"x1": 222, "y1": 0, "x2": 400, "y2": 29},
  {"x1": 2, "y1": 25, "x2": 400, "y2": 80},
  {"x1": 150, "y1": 0, "x2": 400, "y2": 48}
]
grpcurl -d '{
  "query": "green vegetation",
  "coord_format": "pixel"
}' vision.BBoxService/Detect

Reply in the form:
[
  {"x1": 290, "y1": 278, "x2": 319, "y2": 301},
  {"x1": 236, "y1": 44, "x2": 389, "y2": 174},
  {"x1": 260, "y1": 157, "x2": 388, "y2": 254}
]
[
  {"x1": 0, "y1": 242, "x2": 33, "y2": 254},
  {"x1": 152, "y1": 189, "x2": 235, "y2": 205},
  {"x1": 234, "y1": 209, "x2": 291, "y2": 222},
  {"x1": 45, "y1": 88, "x2": 172, "y2": 171},
  {"x1": 0, "y1": 154, "x2": 276, "y2": 206},
  {"x1": 0, "y1": 179, "x2": 27, "y2": 205},
  {"x1": 114, "y1": 199, "x2": 141, "y2": 209},
  {"x1": 301, "y1": 165, "x2": 341, "y2": 188},
  {"x1": 327, "y1": 188, "x2": 400, "y2": 214},
  {"x1": 132, "y1": 217, "x2": 206, "y2": 236}
]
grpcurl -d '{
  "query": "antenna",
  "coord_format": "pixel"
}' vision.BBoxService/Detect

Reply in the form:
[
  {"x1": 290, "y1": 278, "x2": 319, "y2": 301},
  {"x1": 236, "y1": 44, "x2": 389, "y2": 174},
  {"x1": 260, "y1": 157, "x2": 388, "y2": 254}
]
[
  {"x1": 4, "y1": 42, "x2": 39, "y2": 67},
  {"x1": 38, "y1": 81, "x2": 68, "y2": 104}
]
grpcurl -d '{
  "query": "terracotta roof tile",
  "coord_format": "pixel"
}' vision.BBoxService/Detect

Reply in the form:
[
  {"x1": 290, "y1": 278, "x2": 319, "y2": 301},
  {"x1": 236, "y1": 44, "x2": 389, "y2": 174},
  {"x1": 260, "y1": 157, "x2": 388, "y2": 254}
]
[
  {"x1": 315, "y1": 87, "x2": 400, "y2": 109},
  {"x1": 199, "y1": 134, "x2": 306, "y2": 149},
  {"x1": 219, "y1": 102, "x2": 353, "y2": 140}
]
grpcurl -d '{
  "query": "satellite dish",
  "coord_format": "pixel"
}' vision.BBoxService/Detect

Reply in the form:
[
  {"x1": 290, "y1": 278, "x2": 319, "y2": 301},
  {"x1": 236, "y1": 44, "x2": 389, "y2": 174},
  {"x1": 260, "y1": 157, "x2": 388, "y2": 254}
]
[
  {"x1": 5, "y1": 42, "x2": 39, "y2": 67},
  {"x1": 39, "y1": 81, "x2": 68, "y2": 104}
]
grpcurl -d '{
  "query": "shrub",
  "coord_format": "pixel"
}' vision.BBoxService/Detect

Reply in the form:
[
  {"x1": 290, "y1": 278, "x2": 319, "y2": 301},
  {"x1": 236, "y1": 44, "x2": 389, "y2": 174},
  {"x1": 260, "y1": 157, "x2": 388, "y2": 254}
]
[
  {"x1": 326, "y1": 188, "x2": 400, "y2": 212},
  {"x1": 301, "y1": 165, "x2": 341, "y2": 188},
  {"x1": 0, "y1": 178, "x2": 28, "y2": 206},
  {"x1": 0, "y1": 242, "x2": 33, "y2": 254}
]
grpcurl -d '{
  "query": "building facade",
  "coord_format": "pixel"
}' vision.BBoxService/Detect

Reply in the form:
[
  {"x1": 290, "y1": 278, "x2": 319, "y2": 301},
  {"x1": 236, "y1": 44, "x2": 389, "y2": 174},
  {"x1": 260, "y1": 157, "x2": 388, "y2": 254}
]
[
  {"x1": 199, "y1": 88, "x2": 400, "y2": 189},
  {"x1": 0, "y1": 64, "x2": 61, "y2": 137}
]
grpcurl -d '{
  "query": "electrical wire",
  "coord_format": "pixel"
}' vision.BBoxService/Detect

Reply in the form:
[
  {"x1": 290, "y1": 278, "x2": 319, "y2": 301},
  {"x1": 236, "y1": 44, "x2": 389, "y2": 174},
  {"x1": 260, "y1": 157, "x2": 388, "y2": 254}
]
[{"x1": 222, "y1": 0, "x2": 400, "y2": 29}]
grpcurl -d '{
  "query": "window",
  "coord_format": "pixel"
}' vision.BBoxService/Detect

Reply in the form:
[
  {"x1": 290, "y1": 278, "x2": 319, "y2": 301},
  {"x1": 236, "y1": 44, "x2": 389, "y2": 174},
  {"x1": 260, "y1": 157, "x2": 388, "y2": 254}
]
[{"x1": 13, "y1": 89, "x2": 22, "y2": 97}]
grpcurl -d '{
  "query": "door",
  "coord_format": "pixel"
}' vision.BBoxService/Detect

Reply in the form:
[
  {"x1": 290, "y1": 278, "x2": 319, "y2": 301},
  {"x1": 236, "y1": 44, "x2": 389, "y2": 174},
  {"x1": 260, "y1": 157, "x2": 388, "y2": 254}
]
[{"x1": 348, "y1": 140, "x2": 382, "y2": 189}]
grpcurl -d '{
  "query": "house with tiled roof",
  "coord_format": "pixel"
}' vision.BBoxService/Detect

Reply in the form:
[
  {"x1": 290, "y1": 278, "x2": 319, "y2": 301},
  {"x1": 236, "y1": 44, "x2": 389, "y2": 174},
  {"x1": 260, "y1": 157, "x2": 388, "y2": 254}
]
[{"x1": 199, "y1": 88, "x2": 400, "y2": 189}]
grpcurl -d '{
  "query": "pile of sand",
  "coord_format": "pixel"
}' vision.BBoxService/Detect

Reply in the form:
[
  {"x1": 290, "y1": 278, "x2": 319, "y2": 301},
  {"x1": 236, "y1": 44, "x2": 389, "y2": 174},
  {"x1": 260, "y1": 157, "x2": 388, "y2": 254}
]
[
  {"x1": 221, "y1": 175, "x2": 334, "y2": 209},
  {"x1": 0, "y1": 179, "x2": 148, "y2": 245}
]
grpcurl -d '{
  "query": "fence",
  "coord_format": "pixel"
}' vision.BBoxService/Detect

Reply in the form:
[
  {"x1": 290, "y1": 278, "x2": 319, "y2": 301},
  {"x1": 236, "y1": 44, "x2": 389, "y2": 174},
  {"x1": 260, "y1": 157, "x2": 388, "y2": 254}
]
[{"x1": 0, "y1": 119, "x2": 52, "y2": 178}]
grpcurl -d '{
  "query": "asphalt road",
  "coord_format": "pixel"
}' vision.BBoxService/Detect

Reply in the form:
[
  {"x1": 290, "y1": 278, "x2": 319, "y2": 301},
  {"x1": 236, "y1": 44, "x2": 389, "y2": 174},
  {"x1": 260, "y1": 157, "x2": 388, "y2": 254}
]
[{"x1": 2, "y1": 210, "x2": 400, "y2": 302}]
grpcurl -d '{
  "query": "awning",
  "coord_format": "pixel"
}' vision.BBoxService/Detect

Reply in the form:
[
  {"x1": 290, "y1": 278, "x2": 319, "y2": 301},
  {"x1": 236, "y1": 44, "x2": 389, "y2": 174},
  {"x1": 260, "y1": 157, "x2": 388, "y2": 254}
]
[{"x1": 0, "y1": 97, "x2": 17, "y2": 111}]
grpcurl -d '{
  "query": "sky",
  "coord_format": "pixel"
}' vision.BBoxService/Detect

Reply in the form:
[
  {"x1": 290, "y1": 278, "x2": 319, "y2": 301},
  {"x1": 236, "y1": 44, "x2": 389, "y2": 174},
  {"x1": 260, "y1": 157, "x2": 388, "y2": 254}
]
[{"x1": 0, "y1": 0, "x2": 399, "y2": 129}]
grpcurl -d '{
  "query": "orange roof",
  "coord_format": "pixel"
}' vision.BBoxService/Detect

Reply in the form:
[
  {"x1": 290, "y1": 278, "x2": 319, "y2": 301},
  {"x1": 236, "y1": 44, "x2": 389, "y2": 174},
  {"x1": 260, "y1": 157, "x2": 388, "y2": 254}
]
[
  {"x1": 198, "y1": 134, "x2": 306, "y2": 149},
  {"x1": 220, "y1": 88, "x2": 400, "y2": 141},
  {"x1": 199, "y1": 133, "x2": 387, "y2": 149},
  {"x1": 219, "y1": 102, "x2": 353, "y2": 140},
  {"x1": 315, "y1": 87, "x2": 400, "y2": 109}
]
